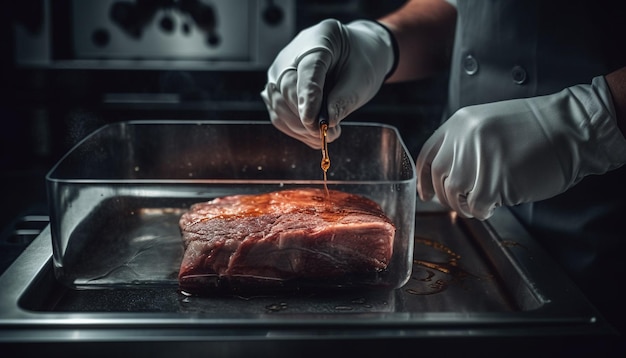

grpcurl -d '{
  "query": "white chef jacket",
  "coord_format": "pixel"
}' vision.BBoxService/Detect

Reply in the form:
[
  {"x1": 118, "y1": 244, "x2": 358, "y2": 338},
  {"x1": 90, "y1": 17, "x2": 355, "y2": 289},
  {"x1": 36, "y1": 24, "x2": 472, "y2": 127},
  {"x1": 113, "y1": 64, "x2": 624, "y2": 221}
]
[{"x1": 444, "y1": 0, "x2": 626, "y2": 332}]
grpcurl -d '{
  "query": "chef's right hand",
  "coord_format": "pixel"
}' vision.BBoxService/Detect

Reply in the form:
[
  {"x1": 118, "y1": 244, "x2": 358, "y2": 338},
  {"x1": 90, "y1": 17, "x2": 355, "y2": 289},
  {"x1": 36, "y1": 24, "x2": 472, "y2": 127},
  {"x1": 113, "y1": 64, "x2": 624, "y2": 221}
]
[{"x1": 261, "y1": 19, "x2": 396, "y2": 148}]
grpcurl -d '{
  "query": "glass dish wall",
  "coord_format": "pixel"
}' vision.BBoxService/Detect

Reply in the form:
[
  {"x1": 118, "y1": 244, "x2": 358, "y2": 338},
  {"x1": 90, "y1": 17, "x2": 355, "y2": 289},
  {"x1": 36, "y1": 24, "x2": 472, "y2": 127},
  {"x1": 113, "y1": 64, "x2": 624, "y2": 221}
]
[{"x1": 46, "y1": 121, "x2": 416, "y2": 291}]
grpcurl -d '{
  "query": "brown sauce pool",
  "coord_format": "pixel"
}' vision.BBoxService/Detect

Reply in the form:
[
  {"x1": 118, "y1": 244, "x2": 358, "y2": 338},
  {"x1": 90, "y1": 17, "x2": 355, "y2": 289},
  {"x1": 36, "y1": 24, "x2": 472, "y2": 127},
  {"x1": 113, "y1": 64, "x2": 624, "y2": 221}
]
[{"x1": 405, "y1": 237, "x2": 476, "y2": 296}]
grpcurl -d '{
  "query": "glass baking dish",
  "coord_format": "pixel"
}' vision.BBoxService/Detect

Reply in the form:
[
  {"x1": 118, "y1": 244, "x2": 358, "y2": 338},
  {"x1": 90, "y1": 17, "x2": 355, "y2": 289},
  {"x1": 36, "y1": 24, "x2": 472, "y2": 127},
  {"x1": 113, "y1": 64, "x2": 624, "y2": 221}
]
[{"x1": 46, "y1": 120, "x2": 416, "y2": 292}]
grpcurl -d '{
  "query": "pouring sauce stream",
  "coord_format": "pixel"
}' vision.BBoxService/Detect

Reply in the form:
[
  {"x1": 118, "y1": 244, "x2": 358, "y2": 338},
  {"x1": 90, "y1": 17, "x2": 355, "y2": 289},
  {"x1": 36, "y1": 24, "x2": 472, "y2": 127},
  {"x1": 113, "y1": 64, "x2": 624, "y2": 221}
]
[{"x1": 320, "y1": 123, "x2": 330, "y2": 197}]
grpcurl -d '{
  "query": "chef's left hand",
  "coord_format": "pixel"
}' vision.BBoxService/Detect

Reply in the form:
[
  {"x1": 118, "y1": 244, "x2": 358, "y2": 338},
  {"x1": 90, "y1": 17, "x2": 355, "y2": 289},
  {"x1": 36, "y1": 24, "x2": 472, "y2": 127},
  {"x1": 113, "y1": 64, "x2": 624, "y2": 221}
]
[{"x1": 417, "y1": 76, "x2": 626, "y2": 220}]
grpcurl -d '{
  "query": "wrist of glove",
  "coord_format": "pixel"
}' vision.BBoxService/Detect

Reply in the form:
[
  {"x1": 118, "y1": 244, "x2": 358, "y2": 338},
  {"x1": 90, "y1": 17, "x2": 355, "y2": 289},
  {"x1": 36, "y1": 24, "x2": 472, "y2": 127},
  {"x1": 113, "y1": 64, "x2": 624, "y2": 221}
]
[
  {"x1": 417, "y1": 76, "x2": 626, "y2": 220},
  {"x1": 261, "y1": 19, "x2": 397, "y2": 148}
]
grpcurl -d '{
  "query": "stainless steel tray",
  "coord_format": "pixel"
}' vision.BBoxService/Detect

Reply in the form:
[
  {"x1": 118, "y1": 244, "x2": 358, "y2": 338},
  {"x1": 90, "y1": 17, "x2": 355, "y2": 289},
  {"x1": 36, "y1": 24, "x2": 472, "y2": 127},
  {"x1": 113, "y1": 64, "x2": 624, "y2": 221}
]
[{"x1": 0, "y1": 204, "x2": 614, "y2": 346}]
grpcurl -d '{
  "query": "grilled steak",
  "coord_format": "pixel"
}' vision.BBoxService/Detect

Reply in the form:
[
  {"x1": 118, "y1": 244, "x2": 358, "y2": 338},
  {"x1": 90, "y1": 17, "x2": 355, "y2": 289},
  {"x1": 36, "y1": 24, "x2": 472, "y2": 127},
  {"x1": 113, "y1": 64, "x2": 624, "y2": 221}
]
[{"x1": 178, "y1": 188, "x2": 395, "y2": 292}]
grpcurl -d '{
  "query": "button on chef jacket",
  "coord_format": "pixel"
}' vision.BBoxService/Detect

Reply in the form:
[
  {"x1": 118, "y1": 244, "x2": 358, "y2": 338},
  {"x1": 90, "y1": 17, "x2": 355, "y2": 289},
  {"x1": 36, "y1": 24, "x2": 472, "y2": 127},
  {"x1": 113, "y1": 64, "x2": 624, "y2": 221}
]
[{"x1": 444, "y1": 0, "x2": 626, "y2": 333}]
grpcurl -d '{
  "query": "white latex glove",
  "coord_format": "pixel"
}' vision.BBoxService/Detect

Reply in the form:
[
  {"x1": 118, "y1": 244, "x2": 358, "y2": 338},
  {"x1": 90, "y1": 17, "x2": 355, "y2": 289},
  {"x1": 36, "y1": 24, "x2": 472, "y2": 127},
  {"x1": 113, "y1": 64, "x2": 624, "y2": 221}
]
[
  {"x1": 260, "y1": 19, "x2": 396, "y2": 148},
  {"x1": 417, "y1": 76, "x2": 626, "y2": 220}
]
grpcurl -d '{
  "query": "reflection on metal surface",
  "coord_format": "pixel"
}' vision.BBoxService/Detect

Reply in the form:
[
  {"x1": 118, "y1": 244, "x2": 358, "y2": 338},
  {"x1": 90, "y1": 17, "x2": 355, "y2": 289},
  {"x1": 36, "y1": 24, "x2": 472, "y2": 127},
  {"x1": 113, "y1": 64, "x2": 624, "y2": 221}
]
[{"x1": 501, "y1": 240, "x2": 527, "y2": 249}]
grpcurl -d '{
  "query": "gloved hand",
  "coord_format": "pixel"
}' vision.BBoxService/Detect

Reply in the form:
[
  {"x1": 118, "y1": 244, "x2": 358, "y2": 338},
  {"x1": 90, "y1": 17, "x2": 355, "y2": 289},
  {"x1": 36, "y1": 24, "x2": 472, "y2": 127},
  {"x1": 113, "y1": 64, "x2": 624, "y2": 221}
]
[
  {"x1": 260, "y1": 19, "x2": 396, "y2": 148},
  {"x1": 417, "y1": 76, "x2": 626, "y2": 220}
]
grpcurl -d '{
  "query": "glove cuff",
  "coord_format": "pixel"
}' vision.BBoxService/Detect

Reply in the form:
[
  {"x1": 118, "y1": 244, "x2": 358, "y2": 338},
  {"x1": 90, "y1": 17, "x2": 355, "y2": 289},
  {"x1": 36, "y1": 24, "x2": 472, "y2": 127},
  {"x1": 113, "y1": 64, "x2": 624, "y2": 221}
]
[
  {"x1": 583, "y1": 76, "x2": 626, "y2": 171},
  {"x1": 374, "y1": 21, "x2": 400, "y2": 80},
  {"x1": 346, "y1": 20, "x2": 398, "y2": 81}
]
